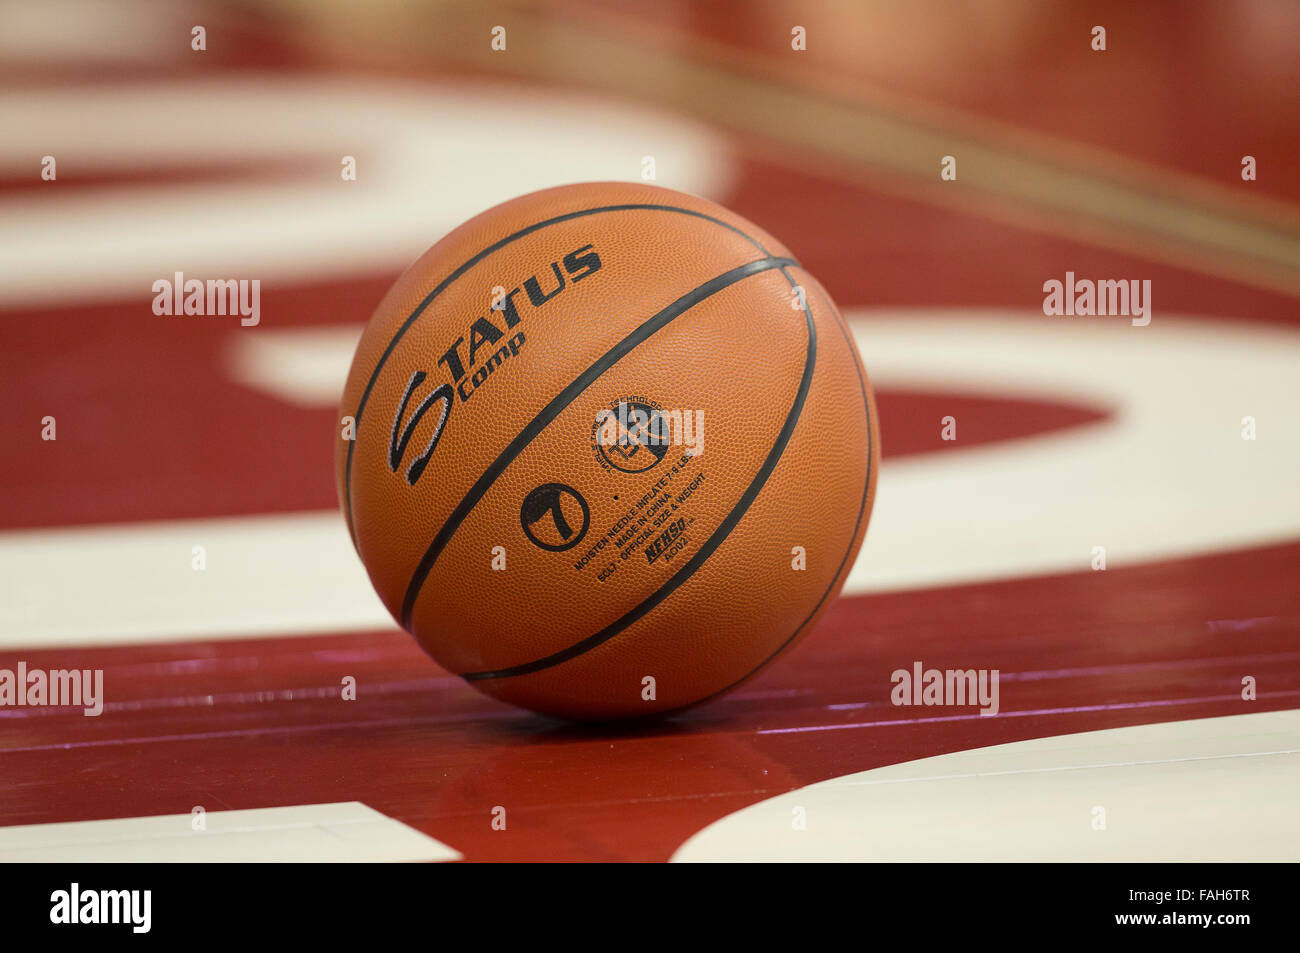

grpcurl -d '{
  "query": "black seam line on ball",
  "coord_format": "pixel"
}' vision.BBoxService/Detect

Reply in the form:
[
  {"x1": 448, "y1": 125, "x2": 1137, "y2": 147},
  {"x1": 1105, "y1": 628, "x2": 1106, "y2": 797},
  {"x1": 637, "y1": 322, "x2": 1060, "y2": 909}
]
[
  {"x1": 461, "y1": 263, "x2": 817, "y2": 682},
  {"x1": 343, "y1": 202, "x2": 776, "y2": 544},
  {"x1": 400, "y1": 254, "x2": 798, "y2": 630},
  {"x1": 691, "y1": 290, "x2": 875, "y2": 709}
]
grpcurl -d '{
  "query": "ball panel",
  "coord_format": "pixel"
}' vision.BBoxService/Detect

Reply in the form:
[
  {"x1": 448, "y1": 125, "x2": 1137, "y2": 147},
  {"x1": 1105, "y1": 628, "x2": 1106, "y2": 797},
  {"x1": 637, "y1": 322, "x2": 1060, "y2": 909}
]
[
  {"x1": 334, "y1": 181, "x2": 792, "y2": 543},
  {"x1": 336, "y1": 182, "x2": 876, "y2": 719},
  {"x1": 409, "y1": 268, "x2": 809, "y2": 675},
  {"x1": 343, "y1": 192, "x2": 791, "y2": 623},
  {"x1": 470, "y1": 271, "x2": 877, "y2": 719}
]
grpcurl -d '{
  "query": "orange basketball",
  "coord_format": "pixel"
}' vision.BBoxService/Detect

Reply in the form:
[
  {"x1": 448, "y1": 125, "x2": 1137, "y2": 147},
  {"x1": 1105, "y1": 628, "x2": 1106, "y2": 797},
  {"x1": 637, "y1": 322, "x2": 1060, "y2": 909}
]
[{"x1": 336, "y1": 182, "x2": 879, "y2": 720}]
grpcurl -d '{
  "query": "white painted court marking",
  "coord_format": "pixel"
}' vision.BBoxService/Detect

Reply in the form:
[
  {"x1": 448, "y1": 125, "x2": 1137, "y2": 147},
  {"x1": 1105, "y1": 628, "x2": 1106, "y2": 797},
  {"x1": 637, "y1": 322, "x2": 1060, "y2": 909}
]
[
  {"x1": 0, "y1": 801, "x2": 461, "y2": 863},
  {"x1": 226, "y1": 324, "x2": 365, "y2": 408},
  {"x1": 0, "y1": 512, "x2": 387, "y2": 647},
  {"x1": 670, "y1": 709, "x2": 1300, "y2": 862},
  {"x1": 2, "y1": 312, "x2": 1298, "y2": 648},
  {"x1": 0, "y1": 76, "x2": 733, "y2": 308},
  {"x1": 846, "y1": 310, "x2": 1300, "y2": 594}
]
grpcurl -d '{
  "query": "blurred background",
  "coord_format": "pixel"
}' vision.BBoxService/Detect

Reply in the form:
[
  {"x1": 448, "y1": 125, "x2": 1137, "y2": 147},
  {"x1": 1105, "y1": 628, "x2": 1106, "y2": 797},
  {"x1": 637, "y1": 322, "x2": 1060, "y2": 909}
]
[{"x1": 0, "y1": 0, "x2": 1298, "y2": 862}]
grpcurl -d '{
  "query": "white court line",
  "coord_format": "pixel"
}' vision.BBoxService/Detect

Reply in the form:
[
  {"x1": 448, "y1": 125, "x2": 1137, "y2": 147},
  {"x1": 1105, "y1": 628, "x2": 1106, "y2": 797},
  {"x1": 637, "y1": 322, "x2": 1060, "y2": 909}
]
[
  {"x1": 671, "y1": 708, "x2": 1300, "y2": 862},
  {"x1": 0, "y1": 512, "x2": 390, "y2": 647},
  {"x1": 0, "y1": 801, "x2": 461, "y2": 863},
  {"x1": 0, "y1": 76, "x2": 732, "y2": 308},
  {"x1": 848, "y1": 310, "x2": 1300, "y2": 594},
  {"x1": 829, "y1": 747, "x2": 1300, "y2": 786}
]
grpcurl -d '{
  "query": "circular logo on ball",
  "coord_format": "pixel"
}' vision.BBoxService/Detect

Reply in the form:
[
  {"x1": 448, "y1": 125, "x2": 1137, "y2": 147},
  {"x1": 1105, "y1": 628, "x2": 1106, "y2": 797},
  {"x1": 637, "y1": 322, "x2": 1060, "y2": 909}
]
[
  {"x1": 520, "y1": 483, "x2": 591, "y2": 552},
  {"x1": 591, "y1": 398, "x2": 671, "y2": 474}
]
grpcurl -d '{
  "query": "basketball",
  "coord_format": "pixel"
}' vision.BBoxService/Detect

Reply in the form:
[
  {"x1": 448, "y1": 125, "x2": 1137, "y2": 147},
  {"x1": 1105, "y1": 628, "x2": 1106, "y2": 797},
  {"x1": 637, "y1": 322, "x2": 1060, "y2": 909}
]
[{"x1": 336, "y1": 182, "x2": 878, "y2": 720}]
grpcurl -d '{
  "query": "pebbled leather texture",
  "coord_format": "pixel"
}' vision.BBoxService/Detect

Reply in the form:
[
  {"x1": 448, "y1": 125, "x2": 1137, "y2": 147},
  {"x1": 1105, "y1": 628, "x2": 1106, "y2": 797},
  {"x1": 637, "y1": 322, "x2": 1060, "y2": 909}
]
[{"x1": 336, "y1": 182, "x2": 878, "y2": 719}]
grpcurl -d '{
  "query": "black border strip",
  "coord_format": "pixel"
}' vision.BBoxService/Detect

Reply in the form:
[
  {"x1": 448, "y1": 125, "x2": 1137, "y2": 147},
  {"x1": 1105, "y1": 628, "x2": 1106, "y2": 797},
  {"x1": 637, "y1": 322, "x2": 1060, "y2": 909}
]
[
  {"x1": 344, "y1": 202, "x2": 775, "y2": 541},
  {"x1": 402, "y1": 254, "x2": 797, "y2": 628}
]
